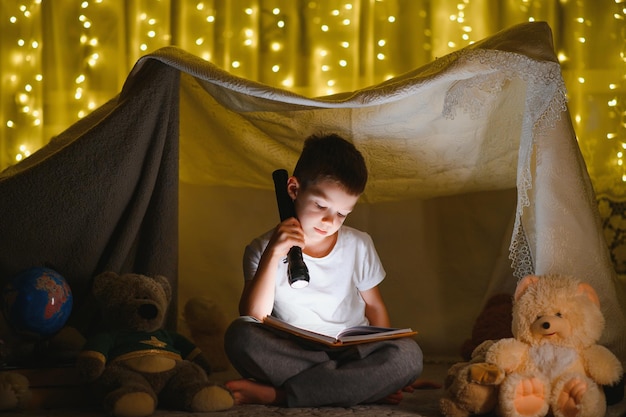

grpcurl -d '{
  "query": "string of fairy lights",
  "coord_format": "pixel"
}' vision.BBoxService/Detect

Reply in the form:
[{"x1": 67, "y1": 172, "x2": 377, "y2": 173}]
[
  {"x1": 613, "y1": 0, "x2": 626, "y2": 183},
  {"x1": 1, "y1": 0, "x2": 625, "y2": 195},
  {"x1": 76, "y1": 1, "x2": 100, "y2": 120},
  {"x1": 3, "y1": 0, "x2": 42, "y2": 164}
]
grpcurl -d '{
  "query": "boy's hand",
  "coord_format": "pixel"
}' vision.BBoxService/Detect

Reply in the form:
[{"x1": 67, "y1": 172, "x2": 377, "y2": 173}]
[
  {"x1": 268, "y1": 218, "x2": 306, "y2": 257},
  {"x1": 240, "y1": 219, "x2": 306, "y2": 319}
]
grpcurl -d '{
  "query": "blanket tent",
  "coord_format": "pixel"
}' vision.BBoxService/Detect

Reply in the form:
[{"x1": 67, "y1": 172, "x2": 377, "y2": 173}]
[{"x1": 1, "y1": 21, "x2": 625, "y2": 364}]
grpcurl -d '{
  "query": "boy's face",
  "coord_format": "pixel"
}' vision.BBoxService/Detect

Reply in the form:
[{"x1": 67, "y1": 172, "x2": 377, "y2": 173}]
[{"x1": 289, "y1": 178, "x2": 359, "y2": 246}]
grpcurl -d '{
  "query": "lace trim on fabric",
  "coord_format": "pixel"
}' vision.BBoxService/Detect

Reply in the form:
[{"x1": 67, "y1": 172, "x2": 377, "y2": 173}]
[{"x1": 441, "y1": 49, "x2": 568, "y2": 279}]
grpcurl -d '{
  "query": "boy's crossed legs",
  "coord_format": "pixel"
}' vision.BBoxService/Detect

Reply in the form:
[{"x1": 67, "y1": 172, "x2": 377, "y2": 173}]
[{"x1": 224, "y1": 316, "x2": 425, "y2": 407}]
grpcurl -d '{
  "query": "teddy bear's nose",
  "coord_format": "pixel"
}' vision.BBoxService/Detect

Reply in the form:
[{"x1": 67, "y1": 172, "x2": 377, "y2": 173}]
[
  {"x1": 138, "y1": 303, "x2": 158, "y2": 319},
  {"x1": 541, "y1": 322, "x2": 550, "y2": 329}
]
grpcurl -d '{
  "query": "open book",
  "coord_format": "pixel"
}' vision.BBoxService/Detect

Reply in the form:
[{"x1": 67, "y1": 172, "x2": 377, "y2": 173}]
[{"x1": 262, "y1": 315, "x2": 417, "y2": 347}]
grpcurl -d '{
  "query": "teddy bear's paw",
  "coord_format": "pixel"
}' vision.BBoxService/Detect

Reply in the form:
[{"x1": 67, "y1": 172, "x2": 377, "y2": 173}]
[
  {"x1": 502, "y1": 377, "x2": 548, "y2": 417},
  {"x1": 468, "y1": 362, "x2": 505, "y2": 385},
  {"x1": 190, "y1": 385, "x2": 234, "y2": 412},
  {"x1": 553, "y1": 377, "x2": 607, "y2": 417},
  {"x1": 112, "y1": 392, "x2": 155, "y2": 417},
  {"x1": 555, "y1": 377, "x2": 587, "y2": 417},
  {"x1": 461, "y1": 384, "x2": 499, "y2": 413},
  {"x1": 438, "y1": 397, "x2": 471, "y2": 417}
]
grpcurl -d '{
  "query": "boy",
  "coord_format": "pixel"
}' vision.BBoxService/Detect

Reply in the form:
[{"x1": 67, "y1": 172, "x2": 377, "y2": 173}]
[{"x1": 224, "y1": 133, "x2": 423, "y2": 407}]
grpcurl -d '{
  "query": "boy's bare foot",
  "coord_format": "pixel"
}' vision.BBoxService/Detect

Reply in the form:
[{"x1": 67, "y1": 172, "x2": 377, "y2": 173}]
[
  {"x1": 377, "y1": 378, "x2": 443, "y2": 405},
  {"x1": 225, "y1": 379, "x2": 287, "y2": 405},
  {"x1": 380, "y1": 390, "x2": 403, "y2": 404},
  {"x1": 402, "y1": 378, "x2": 442, "y2": 393}
]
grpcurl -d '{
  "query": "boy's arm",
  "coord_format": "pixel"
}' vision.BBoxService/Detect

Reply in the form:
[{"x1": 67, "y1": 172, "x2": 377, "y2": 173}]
[
  {"x1": 239, "y1": 218, "x2": 305, "y2": 319},
  {"x1": 360, "y1": 286, "x2": 391, "y2": 327},
  {"x1": 239, "y1": 249, "x2": 281, "y2": 319}
]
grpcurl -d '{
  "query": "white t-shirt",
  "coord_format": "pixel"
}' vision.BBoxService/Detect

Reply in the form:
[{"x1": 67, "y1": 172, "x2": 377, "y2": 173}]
[{"x1": 243, "y1": 226, "x2": 386, "y2": 336}]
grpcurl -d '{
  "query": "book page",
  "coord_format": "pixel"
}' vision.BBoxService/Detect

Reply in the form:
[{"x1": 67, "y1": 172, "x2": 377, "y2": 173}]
[
  {"x1": 263, "y1": 316, "x2": 416, "y2": 346},
  {"x1": 337, "y1": 327, "x2": 417, "y2": 343},
  {"x1": 263, "y1": 316, "x2": 338, "y2": 344},
  {"x1": 336, "y1": 325, "x2": 410, "y2": 337}
]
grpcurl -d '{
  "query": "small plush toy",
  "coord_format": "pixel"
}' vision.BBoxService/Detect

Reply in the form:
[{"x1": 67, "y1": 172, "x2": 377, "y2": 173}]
[
  {"x1": 181, "y1": 297, "x2": 230, "y2": 372},
  {"x1": 485, "y1": 274, "x2": 623, "y2": 417},
  {"x1": 76, "y1": 272, "x2": 233, "y2": 417},
  {"x1": 439, "y1": 340, "x2": 505, "y2": 417},
  {"x1": 0, "y1": 372, "x2": 31, "y2": 411}
]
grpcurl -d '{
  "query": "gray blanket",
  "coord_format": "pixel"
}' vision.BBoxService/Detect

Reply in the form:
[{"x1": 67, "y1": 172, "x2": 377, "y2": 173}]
[{"x1": 0, "y1": 61, "x2": 181, "y2": 332}]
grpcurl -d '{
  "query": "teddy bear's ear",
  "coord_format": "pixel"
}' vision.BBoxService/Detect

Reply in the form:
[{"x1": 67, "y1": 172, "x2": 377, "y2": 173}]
[
  {"x1": 577, "y1": 282, "x2": 600, "y2": 307},
  {"x1": 92, "y1": 271, "x2": 118, "y2": 298},
  {"x1": 154, "y1": 275, "x2": 172, "y2": 303},
  {"x1": 514, "y1": 275, "x2": 540, "y2": 301}
]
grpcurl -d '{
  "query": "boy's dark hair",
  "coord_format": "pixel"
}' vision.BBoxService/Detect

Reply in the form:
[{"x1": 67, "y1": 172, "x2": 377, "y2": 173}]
[{"x1": 293, "y1": 133, "x2": 367, "y2": 195}]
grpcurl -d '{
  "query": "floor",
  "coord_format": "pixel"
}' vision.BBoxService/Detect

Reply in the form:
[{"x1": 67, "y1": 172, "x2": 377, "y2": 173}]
[{"x1": 10, "y1": 361, "x2": 626, "y2": 417}]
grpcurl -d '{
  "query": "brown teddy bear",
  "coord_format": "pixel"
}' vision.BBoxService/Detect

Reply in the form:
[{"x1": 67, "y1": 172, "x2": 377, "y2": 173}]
[
  {"x1": 439, "y1": 339, "x2": 505, "y2": 417},
  {"x1": 76, "y1": 272, "x2": 233, "y2": 417},
  {"x1": 485, "y1": 274, "x2": 623, "y2": 417}
]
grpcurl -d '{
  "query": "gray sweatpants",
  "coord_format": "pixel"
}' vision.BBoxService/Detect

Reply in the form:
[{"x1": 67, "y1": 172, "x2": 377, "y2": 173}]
[{"x1": 224, "y1": 316, "x2": 423, "y2": 407}]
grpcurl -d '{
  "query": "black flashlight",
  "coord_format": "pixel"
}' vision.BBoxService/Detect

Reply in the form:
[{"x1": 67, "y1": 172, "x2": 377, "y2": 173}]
[{"x1": 272, "y1": 169, "x2": 310, "y2": 288}]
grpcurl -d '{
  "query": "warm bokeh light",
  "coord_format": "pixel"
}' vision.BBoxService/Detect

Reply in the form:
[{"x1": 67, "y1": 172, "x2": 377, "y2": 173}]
[{"x1": 0, "y1": 0, "x2": 624, "y2": 200}]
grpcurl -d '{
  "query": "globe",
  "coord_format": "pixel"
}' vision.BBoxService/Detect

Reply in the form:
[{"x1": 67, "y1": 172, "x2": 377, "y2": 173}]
[{"x1": 1, "y1": 267, "x2": 73, "y2": 340}]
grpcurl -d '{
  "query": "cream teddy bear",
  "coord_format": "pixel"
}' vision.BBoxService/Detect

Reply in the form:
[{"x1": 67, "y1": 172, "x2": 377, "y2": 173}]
[{"x1": 485, "y1": 274, "x2": 623, "y2": 417}]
